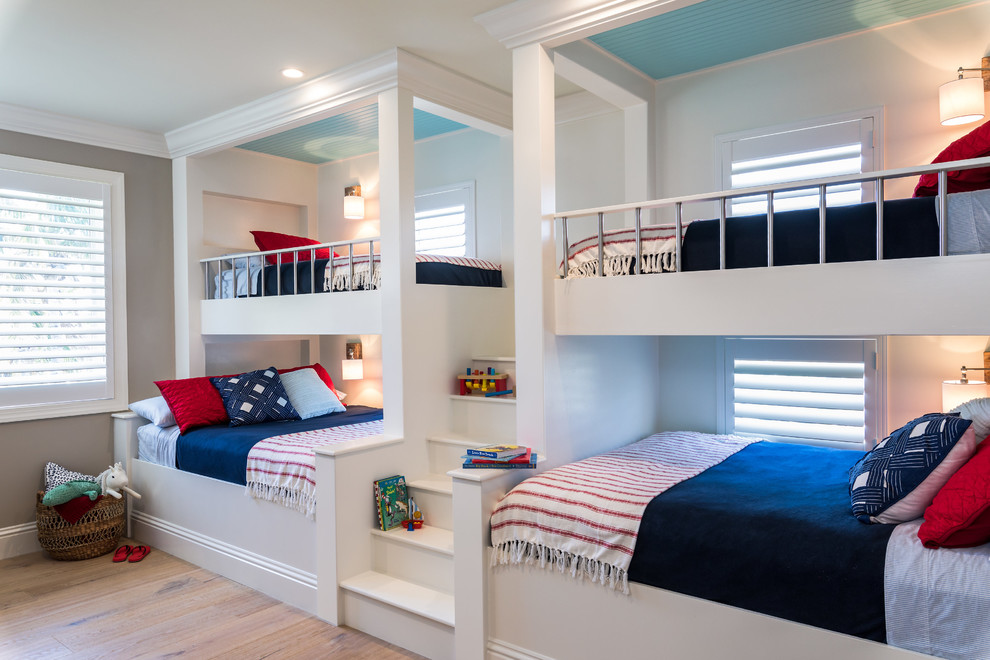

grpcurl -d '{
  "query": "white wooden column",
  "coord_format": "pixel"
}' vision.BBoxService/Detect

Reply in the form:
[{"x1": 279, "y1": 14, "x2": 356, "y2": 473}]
[
  {"x1": 512, "y1": 43, "x2": 556, "y2": 453},
  {"x1": 171, "y1": 155, "x2": 206, "y2": 378},
  {"x1": 378, "y1": 87, "x2": 417, "y2": 439}
]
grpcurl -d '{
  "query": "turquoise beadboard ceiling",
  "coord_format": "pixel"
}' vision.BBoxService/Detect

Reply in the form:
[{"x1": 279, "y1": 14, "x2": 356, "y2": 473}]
[
  {"x1": 589, "y1": 0, "x2": 975, "y2": 80},
  {"x1": 236, "y1": 106, "x2": 468, "y2": 164},
  {"x1": 237, "y1": 0, "x2": 972, "y2": 163}
]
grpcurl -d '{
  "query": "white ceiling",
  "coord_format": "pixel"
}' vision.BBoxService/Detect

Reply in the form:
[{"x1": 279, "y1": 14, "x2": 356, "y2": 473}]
[{"x1": 0, "y1": 0, "x2": 515, "y2": 135}]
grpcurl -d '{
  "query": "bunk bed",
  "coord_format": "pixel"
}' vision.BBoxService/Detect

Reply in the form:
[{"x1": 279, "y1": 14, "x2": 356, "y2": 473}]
[
  {"x1": 489, "y1": 422, "x2": 990, "y2": 659},
  {"x1": 553, "y1": 155, "x2": 990, "y2": 337}
]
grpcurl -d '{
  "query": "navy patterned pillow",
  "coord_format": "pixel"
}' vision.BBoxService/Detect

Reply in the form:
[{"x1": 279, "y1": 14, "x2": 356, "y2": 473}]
[
  {"x1": 849, "y1": 412, "x2": 975, "y2": 524},
  {"x1": 211, "y1": 367, "x2": 299, "y2": 426}
]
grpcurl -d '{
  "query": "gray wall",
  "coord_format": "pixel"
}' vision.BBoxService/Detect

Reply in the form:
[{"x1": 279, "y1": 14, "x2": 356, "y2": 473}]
[{"x1": 0, "y1": 129, "x2": 174, "y2": 529}]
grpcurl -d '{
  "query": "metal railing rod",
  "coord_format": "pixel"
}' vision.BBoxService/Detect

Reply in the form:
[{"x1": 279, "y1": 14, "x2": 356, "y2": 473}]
[
  {"x1": 368, "y1": 239, "x2": 375, "y2": 290},
  {"x1": 876, "y1": 178, "x2": 884, "y2": 260},
  {"x1": 349, "y1": 245, "x2": 355, "y2": 292},
  {"x1": 634, "y1": 208, "x2": 642, "y2": 275},
  {"x1": 674, "y1": 202, "x2": 683, "y2": 273},
  {"x1": 561, "y1": 217, "x2": 569, "y2": 279},
  {"x1": 766, "y1": 191, "x2": 774, "y2": 267},
  {"x1": 718, "y1": 198, "x2": 727, "y2": 270},
  {"x1": 597, "y1": 212, "x2": 605, "y2": 277},
  {"x1": 938, "y1": 171, "x2": 948, "y2": 257},
  {"x1": 818, "y1": 185, "x2": 827, "y2": 264}
]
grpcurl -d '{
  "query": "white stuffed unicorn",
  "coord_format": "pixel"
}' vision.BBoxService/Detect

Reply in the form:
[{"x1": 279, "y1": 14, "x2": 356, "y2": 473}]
[{"x1": 97, "y1": 463, "x2": 142, "y2": 499}]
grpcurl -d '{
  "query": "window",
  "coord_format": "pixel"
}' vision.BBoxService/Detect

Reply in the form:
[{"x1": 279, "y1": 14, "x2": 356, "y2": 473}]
[
  {"x1": 414, "y1": 182, "x2": 475, "y2": 257},
  {"x1": 717, "y1": 111, "x2": 880, "y2": 216},
  {"x1": 721, "y1": 338, "x2": 881, "y2": 450},
  {"x1": 0, "y1": 155, "x2": 127, "y2": 423}
]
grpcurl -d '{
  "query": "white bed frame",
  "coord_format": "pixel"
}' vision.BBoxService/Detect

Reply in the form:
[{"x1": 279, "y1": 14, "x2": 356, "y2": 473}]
[{"x1": 112, "y1": 410, "x2": 406, "y2": 617}]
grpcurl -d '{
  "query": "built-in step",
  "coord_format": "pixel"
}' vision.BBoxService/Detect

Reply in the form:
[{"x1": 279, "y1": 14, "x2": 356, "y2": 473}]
[
  {"x1": 370, "y1": 524, "x2": 454, "y2": 556},
  {"x1": 408, "y1": 475, "x2": 454, "y2": 529},
  {"x1": 449, "y1": 394, "x2": 516, "y2": 404},
  {"x1": 340, "y1": 570, "x2": 455, "y2": 627}
]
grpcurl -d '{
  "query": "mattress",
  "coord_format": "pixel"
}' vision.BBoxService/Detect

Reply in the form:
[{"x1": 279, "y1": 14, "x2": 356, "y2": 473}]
[
  {"x1": 137, "y1": 422, "x2": 181, "y2": 467},
  {"x1": 212, "y1": 253, "x2": 502, "y2": 298},
  {"x1": 175, "y1": 405, "x2": 383, "y2": 485}
]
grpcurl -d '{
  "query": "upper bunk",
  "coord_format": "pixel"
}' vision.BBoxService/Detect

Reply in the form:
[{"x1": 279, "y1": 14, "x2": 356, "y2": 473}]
[
  {"x1": 553, "y1": 154, "x2": 990, "y2": 336},
  {"x1": 169, "y1": 49, "x2": 514, "y2": 366}
]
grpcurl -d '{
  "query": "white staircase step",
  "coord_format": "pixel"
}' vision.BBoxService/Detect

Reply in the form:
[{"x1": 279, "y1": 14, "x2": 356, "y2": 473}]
[
  {"x1": 408, "y1": 474, "x2": 454, "y2": 495},
  {"x1": 340, "y1": 570, "x2": 455, "y2": 627},
  {"x1": 370, "y1": 524, "x2": 454, "y2": 556},
  {"x1": 426, "y1": 432, "x2": 485, "y2": 448},
  {"x1": 449, "y1": 394, "x2": 516, "y2": 404}
]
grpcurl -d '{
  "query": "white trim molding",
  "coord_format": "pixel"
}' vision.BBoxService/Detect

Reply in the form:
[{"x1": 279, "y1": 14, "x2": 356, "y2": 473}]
[
  {"x1": 0, "y1": 101, "x2": 170, "y2": 158},
  {"x1": 475, "y1": 0, "x2": 704, "y2": 50},
  {"x1": 0, "y1": 522, "x2": 41, "y2": 560}
]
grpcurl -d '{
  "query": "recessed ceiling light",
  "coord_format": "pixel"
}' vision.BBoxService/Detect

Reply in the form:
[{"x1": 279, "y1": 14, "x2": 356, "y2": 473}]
[{"x1": 281, "y1": 68, "x2": 304, "y2": 79}]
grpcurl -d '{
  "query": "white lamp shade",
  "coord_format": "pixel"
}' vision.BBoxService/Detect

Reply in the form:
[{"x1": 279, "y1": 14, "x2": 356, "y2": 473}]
[
  {"x1": 343, "y1": 194, "x2": 365, "y2": 220},
  {"x1": 942, "y1": 379, "x2": 989, "y2": 412},
  {"x1": 341, "y1": 358, "x2": 363, "y2": 380},
  {"x1": 939, "y1": 77, "x2": 986, "y2": 126}
]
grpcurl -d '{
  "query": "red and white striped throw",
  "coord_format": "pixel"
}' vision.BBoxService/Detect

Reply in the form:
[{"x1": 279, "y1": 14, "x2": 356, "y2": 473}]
[
  {"x1": 490, "y1": 431, "x2": 756, "y2": 592},
  {"x1": 245, "y1": 419, "x2": 384, "y2": 518}
]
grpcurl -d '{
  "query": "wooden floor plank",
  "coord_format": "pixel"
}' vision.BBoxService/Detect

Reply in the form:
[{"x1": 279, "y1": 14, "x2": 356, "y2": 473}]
[{"x1": 0, "y1": 545, "x2": 425, "y2": 659}]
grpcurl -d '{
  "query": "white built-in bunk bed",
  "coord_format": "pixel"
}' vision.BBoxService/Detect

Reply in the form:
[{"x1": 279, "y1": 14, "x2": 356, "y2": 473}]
[
  {"x1": 114, "y1": 49, "x2": 516, "y2": 660},
  {"x1": 459, "y1": 155, "x2": 990, "y2": 660}
]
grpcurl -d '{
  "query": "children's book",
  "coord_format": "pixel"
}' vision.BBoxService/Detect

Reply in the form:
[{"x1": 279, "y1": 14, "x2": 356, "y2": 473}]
[
  {"x1": 373, "y1": 475, "x2": 408, "y2": 531},
  {"x1": 465, "y1": 444, "x2": 527, "y2": 460},
  {"x1": 462, "y1": 452, "x2": 538, "y2": 469},
  {"x1": 462, "y1": 447, "x2": 532, "y2": 463}
]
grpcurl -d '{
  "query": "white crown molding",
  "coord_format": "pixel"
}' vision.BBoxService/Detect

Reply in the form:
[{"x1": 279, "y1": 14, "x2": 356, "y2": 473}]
[
  {"x1": 399, "y1": 50, "x2": 512, "y2": 136},
  {"x1": 0, "y1": 102, "x2": 170, "y2": 158},
  {"x1": 166, "y1": 49, "x2": 514, "y2": 158},
  {"x1": 166, "y1": 51, "x2": 399, "y2": 158},
  {"x1": 475, "y1": 0, "x2": 704, "y2": 50},
  {"x1": 555, "y1": 90, "x2": 620, "y2": 124}
]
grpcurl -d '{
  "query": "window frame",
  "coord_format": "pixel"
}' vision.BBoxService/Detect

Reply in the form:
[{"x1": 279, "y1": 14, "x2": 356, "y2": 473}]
[
  {"x1": 414, "y1": 181, "x2": 476, "y2": 258},
  {"x1": 0, "y1": 154, "x2": 128, "y2": 423},
  {"x1": 717, "y1": 337, "x2": 885, "y2": 451},
  {"x1": 715, "y1": 108, "x2": 882, "y2": 215}
]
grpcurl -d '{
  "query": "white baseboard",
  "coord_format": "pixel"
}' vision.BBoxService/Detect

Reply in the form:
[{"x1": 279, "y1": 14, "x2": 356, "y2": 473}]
[
  {"x1": 131, "y1": 510, "x2": 318, "y2": 614},
  {"x1": 0, "y1": 522, "x2": 41, "y2": 559},
  {"x1": 488, "y1": 639, "x2": 557, "y2": 660}
]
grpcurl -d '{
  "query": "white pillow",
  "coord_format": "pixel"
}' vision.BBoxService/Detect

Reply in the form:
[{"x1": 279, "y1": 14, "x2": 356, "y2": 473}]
[
  {"x1": 951, "y1": 397, "x2": 990, "y2": 440},
  {"x1": 280, "y1": 368, "x2": 345, "y2": 419},
  {"x1": 129, "y1": 396, "x2": 176, "y2": 427}
]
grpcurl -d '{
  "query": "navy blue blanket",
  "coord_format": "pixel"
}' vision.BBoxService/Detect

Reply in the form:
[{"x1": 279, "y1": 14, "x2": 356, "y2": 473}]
[
  {"x1": 254, "y1": 259, "x2": 501, "y2": 294},
  {"x1": 627, "y1": 441, "x2": 895, "y2": 642},
  {"x1": 176, "y1": 405, "x2": 384, "y2": 485},
  {"x1": 680, "y1": 197, "x2": 938, "y2": 271}
]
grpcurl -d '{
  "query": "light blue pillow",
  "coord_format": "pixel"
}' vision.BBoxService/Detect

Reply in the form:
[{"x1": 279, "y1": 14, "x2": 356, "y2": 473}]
[{"x1": 280, "y1": 367, "x2": 345, "y2": 419}]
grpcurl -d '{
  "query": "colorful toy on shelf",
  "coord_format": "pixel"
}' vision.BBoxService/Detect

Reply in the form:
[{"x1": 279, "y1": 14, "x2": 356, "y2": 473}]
[
  {"x1": 457, "y1": 367, "x2": 509, "y2": 396},
  {"x1": 403, "y1": 497, "x2": 424, "y2": 531}
]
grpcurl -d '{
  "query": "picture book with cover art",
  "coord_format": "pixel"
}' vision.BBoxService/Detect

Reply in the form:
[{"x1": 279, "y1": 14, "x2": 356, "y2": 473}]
[
  {"x1": 373, "y1": 475, "x2": 408, "y2": 531},
  {"x1": 465, "y1": 444, "x2": 527, "y2": 460}
]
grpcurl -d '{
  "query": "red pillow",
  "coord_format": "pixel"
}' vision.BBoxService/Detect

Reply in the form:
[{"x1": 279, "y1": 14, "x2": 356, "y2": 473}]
[
  {"x1": 250, "y1": 230, "x2": 333, "y2": 265},
  {"x1": 918, "y1": 439, "x2": 990, "y2": 548},
  {"x1": 155, "y1": 377, "x2": 229, "y2": 433},
  {"x1": 279, "y1": 363, "x2": 335, "y2": 393},
  {"x1": 914, "y1": 120, "x2": 990, "y2": 197}
]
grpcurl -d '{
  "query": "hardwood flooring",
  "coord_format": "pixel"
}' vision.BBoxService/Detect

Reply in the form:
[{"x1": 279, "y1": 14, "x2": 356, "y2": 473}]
[{"x1": 0, "y1": 542, "x2": 426, "y2": 659}]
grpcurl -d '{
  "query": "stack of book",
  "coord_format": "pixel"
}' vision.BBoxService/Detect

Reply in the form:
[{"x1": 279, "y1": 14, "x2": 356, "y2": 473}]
[{"x1": 462, "y1": 444, "x2": 537, "y2": 469}]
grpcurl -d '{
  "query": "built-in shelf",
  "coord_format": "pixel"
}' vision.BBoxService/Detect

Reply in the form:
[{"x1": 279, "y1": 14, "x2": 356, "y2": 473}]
[
  {"x1": 370, "y1": 524, "x2": 454, "y2": 556},
  {"x1": 449, "y1": 394, "x2": 516, "y2": 405},
  {"x1": 340, "y1": 571, "x2": 455, "y2": 627},
  {"x1": 472, "y1": 356, "x2": 515, "y2": 362},
  {"x1": 426, "y1": 433, "x2": 484, "y2": 448},
  {"x1": 408, "y1": 475, "x2": 454, "y2": 495}
]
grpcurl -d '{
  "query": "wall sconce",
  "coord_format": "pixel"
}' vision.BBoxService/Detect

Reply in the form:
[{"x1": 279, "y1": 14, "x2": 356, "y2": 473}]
[
  {"x1": 939, "y1": 57, "x2": 990, "y2": 126},
  {"x1": 342, "y1": 341, "x2": 363, "y2": 380},
  {"x1": 344, "y1": 185, "x2": 365, "y2": 220},
  {"x1": 942, "y1": 365, "x2": 990, "y2": 412}
]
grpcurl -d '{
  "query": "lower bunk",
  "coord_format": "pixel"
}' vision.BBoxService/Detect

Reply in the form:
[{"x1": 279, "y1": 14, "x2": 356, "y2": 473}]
[
  {"x1": 112, "y1": 404, "x2": 400, "y2": 617},
  {"x1": 486, "y1": 423, "x2": 990, "y2": 659}
]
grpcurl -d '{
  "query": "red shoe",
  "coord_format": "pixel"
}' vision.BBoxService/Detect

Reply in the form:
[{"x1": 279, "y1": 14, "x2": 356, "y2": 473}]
[
  {"x1": 112, "y1": 545, "x2": 133, "y2": 562},
  {"x1": 128, "y1": 545, "x2": 151, "y2": 563}
]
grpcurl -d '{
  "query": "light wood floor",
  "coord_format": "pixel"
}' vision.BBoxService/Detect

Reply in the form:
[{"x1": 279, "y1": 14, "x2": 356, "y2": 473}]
[{"x1": 0, "y1": 541, "x2": 427, "y2": 659}]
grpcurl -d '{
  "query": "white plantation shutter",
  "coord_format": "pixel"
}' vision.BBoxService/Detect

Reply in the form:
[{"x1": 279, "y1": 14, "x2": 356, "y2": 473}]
[
  {"x1": 724, "y1": 338, "x2": 879, "y2": 450},
  {"x1": 415, "y1": 182, "x2": 475, "y2": 257},
  {"x1": 0, "y1": 156, "x2": 127, "y2": 422},
  {"x1": 718, "y1": 112, "x2": 878, "y2": 216}
]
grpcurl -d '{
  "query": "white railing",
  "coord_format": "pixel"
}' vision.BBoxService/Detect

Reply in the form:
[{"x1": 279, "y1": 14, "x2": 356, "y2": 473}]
[
  {"x1": 200, "y1": 237, "x2": 380, "y2": 300},
  {"x1": 555, "y1": 155, "x2": 990, "y2": 277}
]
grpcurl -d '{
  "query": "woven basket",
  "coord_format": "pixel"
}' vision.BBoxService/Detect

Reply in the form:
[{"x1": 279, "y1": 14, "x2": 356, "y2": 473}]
[{"x1": 35, "y1": 491, "x2": 125, "y2": 561}]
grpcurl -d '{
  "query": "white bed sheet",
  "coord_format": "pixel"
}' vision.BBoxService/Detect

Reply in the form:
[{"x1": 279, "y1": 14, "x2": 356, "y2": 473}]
[
  {"x1": 213, "y1": 265, "x2": 263, "y2": 299},
  {"x1": 137, "y1": 423, "x2": 181, "y2": 467},
  {"x1": 885, "y1": 519, "x2": 990, "y2": 659}
]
